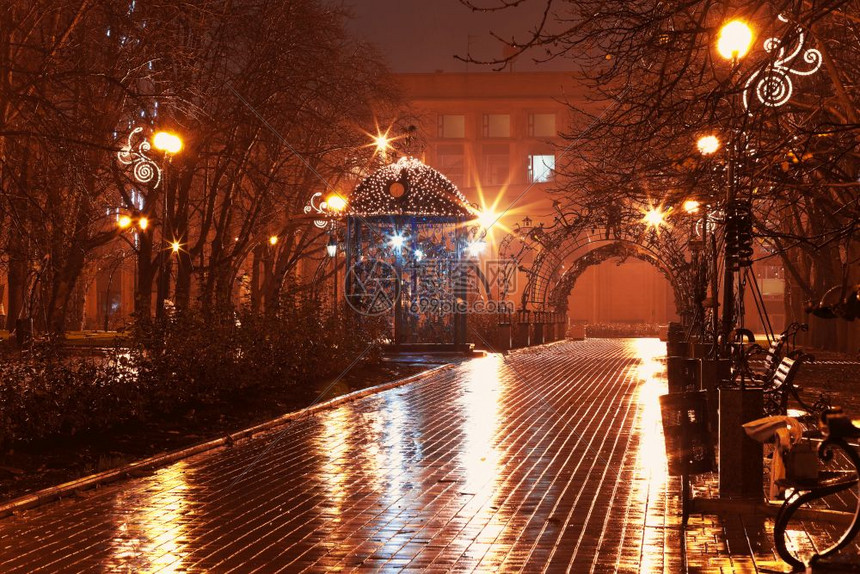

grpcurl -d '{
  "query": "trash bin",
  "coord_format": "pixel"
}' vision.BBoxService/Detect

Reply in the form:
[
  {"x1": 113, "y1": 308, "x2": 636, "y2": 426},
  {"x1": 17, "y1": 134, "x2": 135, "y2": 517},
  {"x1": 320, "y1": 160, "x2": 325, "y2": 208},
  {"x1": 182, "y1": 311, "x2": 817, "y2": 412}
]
[
  {"x1": 666, "y1": 356, "x2": 700, "y2": 394},
  {"x1": 660, "y1": 391, "x2": 714, "y2": 476},
  {"x1": 665, "y1": 322, "x2": 689, "y2": 357}
]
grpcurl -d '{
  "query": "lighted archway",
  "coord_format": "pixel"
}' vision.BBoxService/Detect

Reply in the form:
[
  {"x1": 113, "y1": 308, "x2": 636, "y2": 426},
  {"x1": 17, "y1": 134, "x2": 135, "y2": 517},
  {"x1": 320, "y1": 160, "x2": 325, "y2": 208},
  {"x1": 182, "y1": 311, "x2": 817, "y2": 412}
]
[{"x1": 499, "y1": 204, "x2": 704, "y2": 324}]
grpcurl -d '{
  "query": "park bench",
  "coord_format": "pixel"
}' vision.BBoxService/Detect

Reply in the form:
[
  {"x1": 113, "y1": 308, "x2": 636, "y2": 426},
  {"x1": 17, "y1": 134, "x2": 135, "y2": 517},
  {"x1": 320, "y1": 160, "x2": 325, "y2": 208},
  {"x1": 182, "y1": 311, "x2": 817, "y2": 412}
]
[
  {"x1": 758, "y1": 354, "x2": 832, "y2": 419},
  {"x1": 728, "y1": 324, "x2": 830, "y2": 419},
  {"x1": 771, "y1": 408, "x2": 860, "y2": 570},
  {"x1": 730, "y1": 322, "x2": 807, "y2": 386}
]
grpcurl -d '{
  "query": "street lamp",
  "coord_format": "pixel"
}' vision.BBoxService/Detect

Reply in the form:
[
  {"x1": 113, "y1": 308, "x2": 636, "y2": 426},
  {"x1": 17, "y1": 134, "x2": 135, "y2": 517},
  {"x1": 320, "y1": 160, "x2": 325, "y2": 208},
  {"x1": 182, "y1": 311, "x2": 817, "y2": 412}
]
[
  {"x1": 152, "y1": 131, "x2": 183, "y2": 155},
  {"x1": 696, "y1": 135, "x2": 720, "y2": 156},
  {"x1": 327, "y1": 234, "x2": 339, "y2": 316},
  {"x1": 717, "y1": 20, "x2": 753, "y2": 60},
  {"x1": 715, "y1": 20, "x2": 754, "y2": 352},
  {"x1": 326, "y1": 194, "x2": 347, "y2": 212},
  {"x1": 389, "y1": 233, "x2": 406, "y2": 250},
  {"x1": 152, "y1": 130, "x2": 183, "y2": 321},
  {"x1": 683, "y1": 200, "x2": 701, "y2": 214},
  {"x1": 643, "y1": 206, "x2": 668, "y2": 228}
]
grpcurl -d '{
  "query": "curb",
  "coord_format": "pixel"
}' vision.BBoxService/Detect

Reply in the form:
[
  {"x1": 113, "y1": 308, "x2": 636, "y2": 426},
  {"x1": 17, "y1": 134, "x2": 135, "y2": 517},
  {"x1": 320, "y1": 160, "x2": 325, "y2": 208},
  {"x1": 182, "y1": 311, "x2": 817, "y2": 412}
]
[{"x1": 0, "y1": 362, "x2": 459, "y2": 519}]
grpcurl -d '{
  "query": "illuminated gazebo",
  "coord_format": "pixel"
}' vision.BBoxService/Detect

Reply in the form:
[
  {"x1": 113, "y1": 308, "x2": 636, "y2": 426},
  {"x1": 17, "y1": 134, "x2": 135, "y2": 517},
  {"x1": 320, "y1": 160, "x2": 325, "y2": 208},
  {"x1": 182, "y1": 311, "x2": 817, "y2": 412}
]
[{"x1": 344, "y1": 157, "x2": 479, "y2": 351}]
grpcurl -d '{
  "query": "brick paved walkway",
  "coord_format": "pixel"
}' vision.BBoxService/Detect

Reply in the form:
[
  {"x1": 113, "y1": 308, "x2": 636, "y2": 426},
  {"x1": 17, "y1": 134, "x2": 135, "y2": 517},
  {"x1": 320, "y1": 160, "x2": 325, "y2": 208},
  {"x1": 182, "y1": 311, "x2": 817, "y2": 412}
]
[{"x1": 0, "y1": 339, "x2": 685, "y2": 572}]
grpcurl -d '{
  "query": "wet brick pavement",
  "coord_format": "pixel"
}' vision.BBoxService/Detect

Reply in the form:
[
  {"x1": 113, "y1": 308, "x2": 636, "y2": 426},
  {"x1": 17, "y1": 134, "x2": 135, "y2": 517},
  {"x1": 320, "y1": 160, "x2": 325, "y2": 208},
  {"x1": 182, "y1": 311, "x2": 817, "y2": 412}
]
[
  {"x1": 0, "y1": 339, "x2": 683, "y2": 572},
  {"x1": 0, "y1": 338, "x2": 856, "y2": 572}
]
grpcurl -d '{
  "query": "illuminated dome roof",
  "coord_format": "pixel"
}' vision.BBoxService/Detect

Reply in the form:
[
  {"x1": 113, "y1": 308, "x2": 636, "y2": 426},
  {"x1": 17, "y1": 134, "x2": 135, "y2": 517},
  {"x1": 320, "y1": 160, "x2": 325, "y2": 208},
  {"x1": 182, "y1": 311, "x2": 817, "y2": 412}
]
[{"x1": 349, "y1": 157, "x2": 476, "y2": 219}]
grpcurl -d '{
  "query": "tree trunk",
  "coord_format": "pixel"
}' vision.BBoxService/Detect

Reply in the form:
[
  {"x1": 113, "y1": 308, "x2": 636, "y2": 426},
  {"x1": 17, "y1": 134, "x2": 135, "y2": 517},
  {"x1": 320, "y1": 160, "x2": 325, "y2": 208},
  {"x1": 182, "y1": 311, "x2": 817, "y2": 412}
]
[
  {"x1": 136, "y1": 233, "x2": 155, "y2": 322},
  {"x1": 5, "y1": 234, "x2": 26, "y2": 330},
  {"x1": 46, "y1": 249, "x2": 86, "y2": 333}
]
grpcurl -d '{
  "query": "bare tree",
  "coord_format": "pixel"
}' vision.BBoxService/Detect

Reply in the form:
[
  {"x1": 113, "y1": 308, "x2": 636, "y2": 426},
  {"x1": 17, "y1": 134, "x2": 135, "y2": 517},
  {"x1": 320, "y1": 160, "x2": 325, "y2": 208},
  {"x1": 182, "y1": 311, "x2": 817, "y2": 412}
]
[{"x1": 462, "y1": 0, "x2": 859, "y2": 349}]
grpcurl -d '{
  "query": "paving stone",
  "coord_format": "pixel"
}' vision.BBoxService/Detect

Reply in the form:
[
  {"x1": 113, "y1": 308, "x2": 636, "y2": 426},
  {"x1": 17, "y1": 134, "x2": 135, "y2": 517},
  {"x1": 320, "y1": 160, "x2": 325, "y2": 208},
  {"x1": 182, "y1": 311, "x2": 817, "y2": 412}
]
[{"x1": 1, "y1": 339, "x2": 857, "y2": 572}]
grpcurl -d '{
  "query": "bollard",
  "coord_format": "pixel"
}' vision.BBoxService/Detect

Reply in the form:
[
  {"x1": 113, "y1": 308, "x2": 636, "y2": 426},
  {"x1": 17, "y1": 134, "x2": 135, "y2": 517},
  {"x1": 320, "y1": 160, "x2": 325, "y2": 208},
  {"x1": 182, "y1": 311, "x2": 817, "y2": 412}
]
[
  {"x1": 496, "y1": 323, "x2": 512, "y2": 352},
  {"x1": 533, "y1": 320, "x2": 545, "y2": 345},
  {"x1": 718, "y1": 387, "x2": 764, "y2": 498},
  {"x1": 700, "y1": 358, "x2": 730, "y2": 442},
  {"x1": 666, "y1": 357, "x2": 701, "y2": 394},
  {"x1": 666, "y1": 340, "x2": 690, "y2": 357},
  {"x1": 690, "y1": 342, "x2": 713, "y2": 359},
  {"x1": 512, "y1": 311, "x2": 530, "y2": 349}
]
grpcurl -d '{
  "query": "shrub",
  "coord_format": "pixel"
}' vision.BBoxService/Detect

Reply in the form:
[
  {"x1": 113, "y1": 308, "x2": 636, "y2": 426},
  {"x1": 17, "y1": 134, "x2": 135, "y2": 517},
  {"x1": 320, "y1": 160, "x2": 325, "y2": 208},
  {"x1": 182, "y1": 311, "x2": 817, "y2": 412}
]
[{"x1": 0, "y1": 302, "x2": 388, "y2": 449}]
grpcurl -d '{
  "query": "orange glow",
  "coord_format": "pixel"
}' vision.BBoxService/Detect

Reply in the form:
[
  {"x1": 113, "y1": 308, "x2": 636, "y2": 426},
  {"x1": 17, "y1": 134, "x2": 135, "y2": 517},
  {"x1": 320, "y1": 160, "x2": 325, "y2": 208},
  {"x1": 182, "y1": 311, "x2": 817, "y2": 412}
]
[
  {"x1": 630, "y1": 339, "x2": 670, "y2": 572},
  {"x1": 108, "y1": 462, "x2": 190, "y2": 570},
  {"x1": 373, "y1": 133, "x2": 390, "y2": 152},
  {"x1": 697, "y1": 135, "x2": 720, "y2": 155},
  {"x1": 137, "y1": 216, "x2": 149, "y2": 230},
  {"x1": 170, "y1": 241, "x2": 181, "y2": 253},
  {"x1": 683, "y1": 200, "x2": 701, "y2": 214},
  {"x1": 118, "y1": 215, "x2": 132, "y2": 229},
  {"x1": 326, "y1": 194, "x2": 347, "y2": 212},
  {"x1": 152, "y1": 131, "x2": 183, "y2": 154},
  {"x1": 269, "y1": 235, "x2": 278, "y2": 246},
  {"x1": 717, "y1": 20, "x2": 753, "y2": 60},
  {"x1": 643, "y1": 206, "x2": 667, "y2": 228}
]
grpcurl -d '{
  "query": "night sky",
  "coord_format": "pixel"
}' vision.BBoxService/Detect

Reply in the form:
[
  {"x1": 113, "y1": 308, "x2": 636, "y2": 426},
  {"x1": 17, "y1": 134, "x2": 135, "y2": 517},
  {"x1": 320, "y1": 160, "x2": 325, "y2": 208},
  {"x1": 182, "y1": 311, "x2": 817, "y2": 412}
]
[{"x1": 345, "y1": 0, "x2": 572, "y2": 73}]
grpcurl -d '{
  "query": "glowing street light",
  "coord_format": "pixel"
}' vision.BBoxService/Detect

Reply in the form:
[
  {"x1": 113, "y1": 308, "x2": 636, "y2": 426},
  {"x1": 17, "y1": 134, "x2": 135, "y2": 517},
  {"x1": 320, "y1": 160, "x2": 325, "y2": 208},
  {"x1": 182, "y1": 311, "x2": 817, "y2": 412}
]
[
  {"x1": 326, "y1": 236, "x2": 337, "y2": 257},
  {"x1": 388, "y1": 233, "x2": 406, "y2": 250},
  {"x1": 717, "y1": 20, "x2": 753, "y2": 60},
  {"x1": 171, "y1": 240, "x2": 181, "y2": 253},
  {"x1": 643, "y1": 207, "x2": 667, "y2": 228},
  {"x1": 118, "y1": 215, "x2": 132, "y2": 229},
  {"x1": 373, "y1": 133, "x2": 391, "y2": 154},
  {"x1": 137, "y1": 216, "x2": 149, "y2": 230},
  {"x1": 269, "y1": 235, "x2": 278, "y2": 246},
  {"x1": 683, "y1": 200, "x2": 701, "y2": 214},
  {"x1": 477, "y1": 208, "x2": 497, "y2": 229},
  {"x1": 326, "y1": 194, "x2": 347, "y2": 212},
  {"x1": 697, "y1": 135, "x2": 721, "y2": 155},
  {"x1": 152, "y1": 131, "x2": 183, "y2": 154}
]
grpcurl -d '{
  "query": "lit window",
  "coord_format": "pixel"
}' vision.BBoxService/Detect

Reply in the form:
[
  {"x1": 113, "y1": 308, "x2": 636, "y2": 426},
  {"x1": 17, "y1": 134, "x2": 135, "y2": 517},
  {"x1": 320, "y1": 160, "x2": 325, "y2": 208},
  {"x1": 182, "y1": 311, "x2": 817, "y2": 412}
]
[
  {"x1": 529, "y1": 113, "x2": 556, "y2": 137},
  {"x1": 528, "y1": 154, "x2": 555, "y2": 183},
  {"x1": 438, "y1": 115, "x2": 465, "y2": 139},
  {"x1": 482, "y1": 114, "x2": 510, "y2": 138}
]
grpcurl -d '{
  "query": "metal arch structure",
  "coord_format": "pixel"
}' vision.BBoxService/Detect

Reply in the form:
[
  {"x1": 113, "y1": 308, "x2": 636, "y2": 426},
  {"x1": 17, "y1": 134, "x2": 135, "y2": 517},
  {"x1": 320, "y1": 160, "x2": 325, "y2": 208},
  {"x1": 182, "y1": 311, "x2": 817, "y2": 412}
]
[{"x1": 499, "y1": 204, "x2": 701, "y2": 321}]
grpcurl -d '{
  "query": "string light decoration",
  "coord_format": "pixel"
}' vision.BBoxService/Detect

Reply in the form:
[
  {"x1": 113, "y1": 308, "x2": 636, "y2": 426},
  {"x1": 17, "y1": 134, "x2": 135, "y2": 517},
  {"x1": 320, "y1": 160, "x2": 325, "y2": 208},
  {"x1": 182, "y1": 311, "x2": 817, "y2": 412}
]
[
  {"x1": 743, "y1": 14, "x2": 822, "y2": 110},
  {"x1": 349, "y1": 157, "x2": 475, "y2": 219},
  {"x1": 117, "y1": 126, "x2": 162, "y2": 188}
]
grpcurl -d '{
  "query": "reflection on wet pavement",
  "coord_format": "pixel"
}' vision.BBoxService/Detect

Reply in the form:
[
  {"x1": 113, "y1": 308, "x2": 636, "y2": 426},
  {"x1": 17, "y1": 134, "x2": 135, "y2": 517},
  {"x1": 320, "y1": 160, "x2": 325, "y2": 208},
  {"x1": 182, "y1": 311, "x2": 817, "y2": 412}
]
[{"x1": 1, "y1": 339, "x2": 683, "y2": 572}]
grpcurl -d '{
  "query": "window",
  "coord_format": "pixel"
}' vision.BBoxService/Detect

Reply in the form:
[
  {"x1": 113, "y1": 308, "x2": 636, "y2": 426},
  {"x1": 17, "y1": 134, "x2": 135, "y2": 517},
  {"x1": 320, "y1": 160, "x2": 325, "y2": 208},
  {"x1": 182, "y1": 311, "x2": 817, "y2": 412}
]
[
  {"x1": 437, "y1": 144, "x2": 465, "y2": 187},
  {"x1": 482, "y1": 114, "x2": 510, "y2": 138},
  {"x1": 482, "y1": 144, "x2": 509, "y2": 186},
  {"x1": 528, "y1": 154, "x2": 555, "y2": 183},
  {"x1": 529, "y1": 113, "x2": 557, "y2": 137},
  {"x1": 438, "y1": 114, "x2": 465, "y2": 139}
]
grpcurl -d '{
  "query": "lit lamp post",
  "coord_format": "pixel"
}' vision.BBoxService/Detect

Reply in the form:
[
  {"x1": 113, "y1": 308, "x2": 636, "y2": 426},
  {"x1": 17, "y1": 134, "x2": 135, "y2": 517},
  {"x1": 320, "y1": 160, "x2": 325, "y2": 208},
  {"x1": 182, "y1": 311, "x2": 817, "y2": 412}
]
[
  {"x1": 151, "y1": 130, "x2": 183, "y2": 320},
  {"x1": 325, "y1": 193, "x2": 347, "y2": 314},
  {"x1": 715, "y1": 19, "x2": 762, "y2": 500},
  {"x1": 696, "y1": 134, "x2": 722, "y2": 349},
  {"x1": 716, "y1": 20, "x2": 753, "y2": 355}
]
